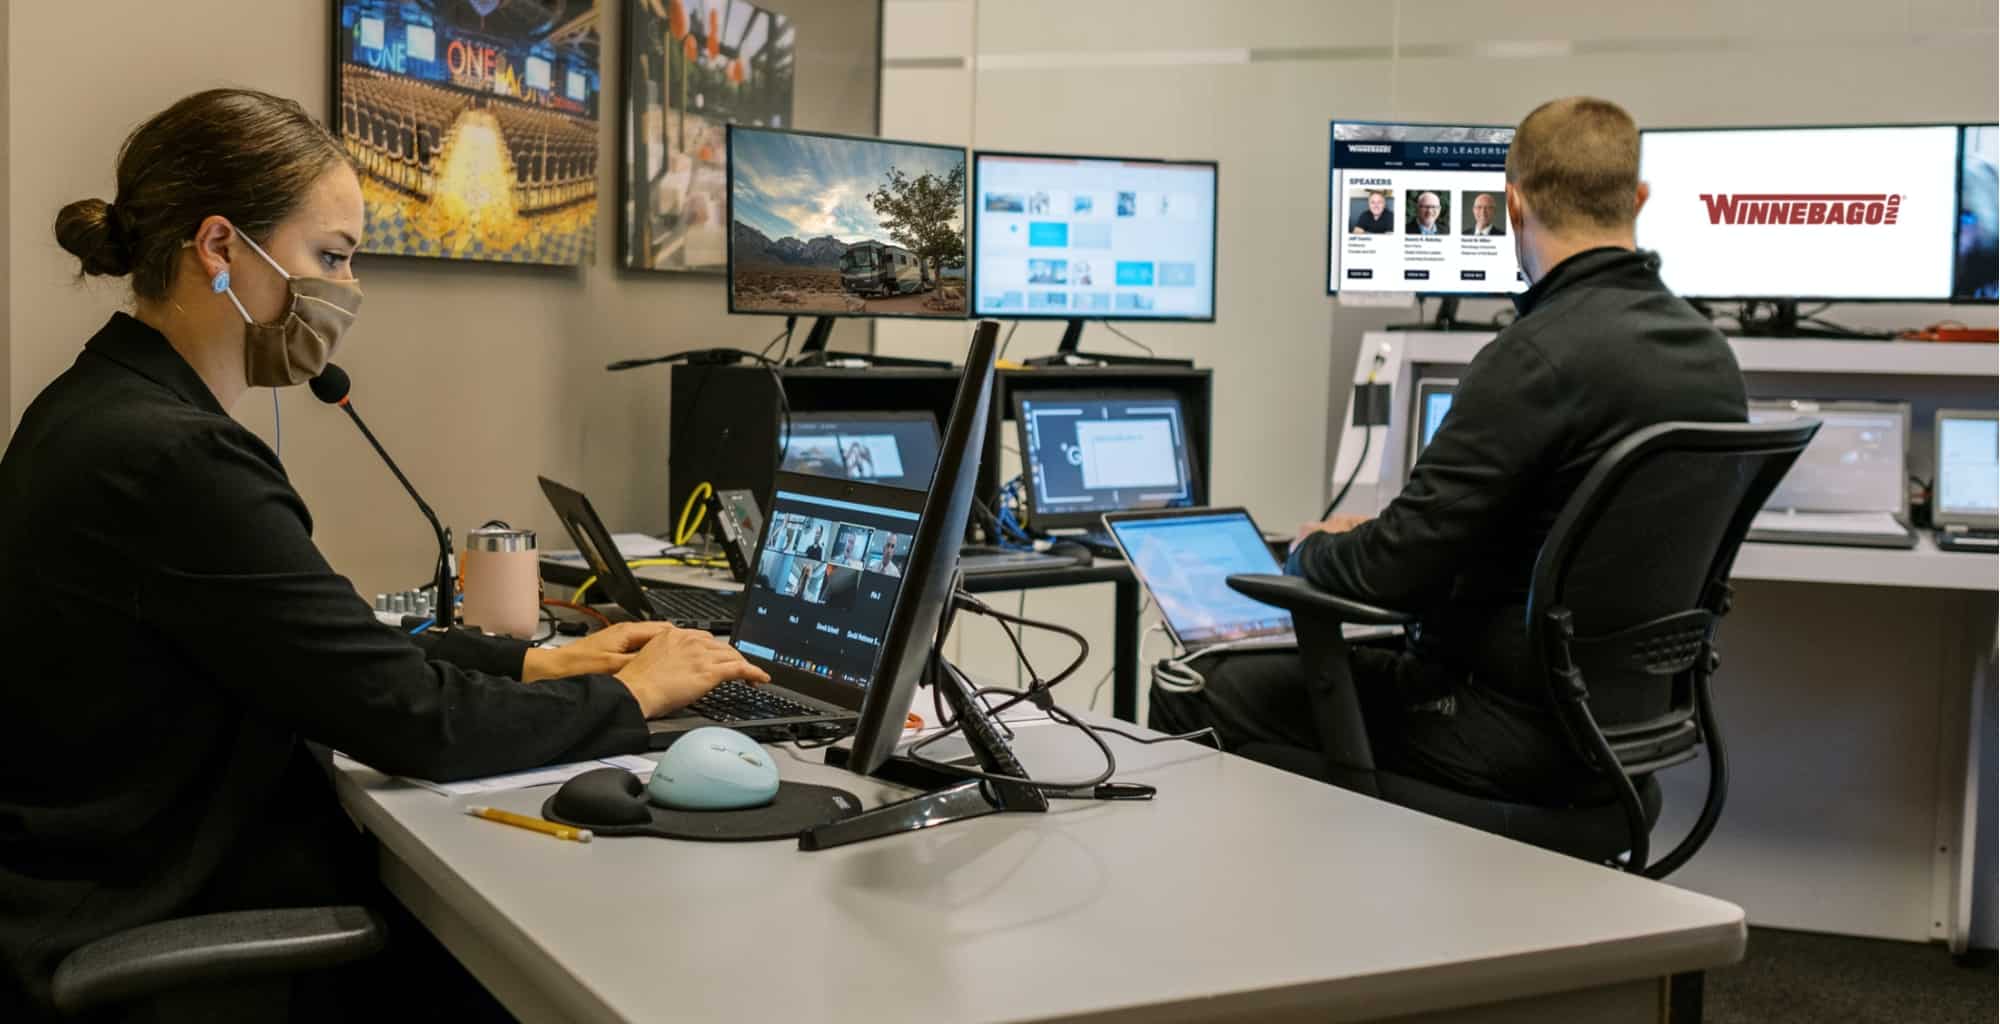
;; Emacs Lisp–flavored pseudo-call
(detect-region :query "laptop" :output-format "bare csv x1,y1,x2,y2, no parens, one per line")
1103,507,1298,654
783,409,1073,575
1933,409,1998,553
1746,401,1918,549
1016,389,1202,557
539,477,742,631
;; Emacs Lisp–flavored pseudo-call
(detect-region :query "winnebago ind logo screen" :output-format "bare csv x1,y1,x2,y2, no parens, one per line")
1636,126,1958,300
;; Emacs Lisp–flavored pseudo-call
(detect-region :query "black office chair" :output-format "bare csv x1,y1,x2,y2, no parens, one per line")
51,906,385,1019
1227,420,1818,878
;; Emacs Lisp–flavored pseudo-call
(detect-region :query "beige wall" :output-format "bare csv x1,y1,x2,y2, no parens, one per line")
5,1,876,597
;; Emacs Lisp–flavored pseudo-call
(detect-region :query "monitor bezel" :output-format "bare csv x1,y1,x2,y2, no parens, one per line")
969,148,1221,323
1636,121,1968,304
1011,387,1205,531
725,124,971,321
1933,408,2000,529
1325,119,1521,299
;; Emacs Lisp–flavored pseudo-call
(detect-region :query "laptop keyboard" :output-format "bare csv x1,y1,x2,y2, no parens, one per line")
644,588,740,625
689,681,830,723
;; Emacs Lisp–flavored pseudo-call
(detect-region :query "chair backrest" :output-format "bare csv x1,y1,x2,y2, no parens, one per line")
1527,420,1818,771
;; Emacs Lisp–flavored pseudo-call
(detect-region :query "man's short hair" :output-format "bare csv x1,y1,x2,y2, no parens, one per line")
1505,96,1640,234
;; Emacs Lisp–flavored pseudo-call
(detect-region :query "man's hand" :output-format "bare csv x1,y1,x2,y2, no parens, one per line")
1291,514,1371,552
614,628,770,720
521,622,673,682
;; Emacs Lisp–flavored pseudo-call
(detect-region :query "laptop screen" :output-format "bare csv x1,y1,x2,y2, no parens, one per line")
1748,403,1907,514
1017,391,1197,528
733,488,920,692
781,413,941,490
1107,510,1293,647
1937,413,1999,521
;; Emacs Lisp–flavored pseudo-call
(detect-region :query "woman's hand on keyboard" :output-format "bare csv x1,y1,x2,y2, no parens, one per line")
523,622,675,682
614,627,771,719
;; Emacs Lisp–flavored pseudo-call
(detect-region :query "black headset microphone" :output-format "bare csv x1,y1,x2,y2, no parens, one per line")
309,364,456,630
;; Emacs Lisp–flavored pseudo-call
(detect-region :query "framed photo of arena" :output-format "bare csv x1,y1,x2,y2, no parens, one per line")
332,0,602,266
620,0,883,274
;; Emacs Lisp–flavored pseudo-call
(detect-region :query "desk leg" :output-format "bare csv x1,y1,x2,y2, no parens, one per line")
1667,971,1704,1023
1114,576,1140,724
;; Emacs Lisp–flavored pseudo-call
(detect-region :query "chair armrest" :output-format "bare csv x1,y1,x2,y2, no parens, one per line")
52,906,385,1014
1226,574,1418,626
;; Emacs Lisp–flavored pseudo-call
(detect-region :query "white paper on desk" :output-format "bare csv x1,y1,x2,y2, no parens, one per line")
542,533,682,565
402,755,654,798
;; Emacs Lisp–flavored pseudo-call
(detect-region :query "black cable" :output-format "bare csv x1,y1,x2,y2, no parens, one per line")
1097,320,1156,356
996,320,1020,361
1088,723,1218,747
1321,368,1379,520
529,605,559,645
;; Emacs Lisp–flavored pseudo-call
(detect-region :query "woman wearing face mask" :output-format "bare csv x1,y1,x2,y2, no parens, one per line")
0,89,766,1018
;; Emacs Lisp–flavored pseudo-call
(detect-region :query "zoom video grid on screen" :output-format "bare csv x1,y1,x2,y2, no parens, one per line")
1636,125,1960,300
1110,512,1292,647
1327,122,1523,294
780,415,941,490
734,491,919,690
1018,393,1196,526
973,153,1217,319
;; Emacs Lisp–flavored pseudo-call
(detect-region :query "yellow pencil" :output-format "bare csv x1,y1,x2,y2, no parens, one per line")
464,805,593,843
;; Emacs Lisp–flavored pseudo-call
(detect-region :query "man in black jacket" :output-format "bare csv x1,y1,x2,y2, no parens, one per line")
1151,97,1747,807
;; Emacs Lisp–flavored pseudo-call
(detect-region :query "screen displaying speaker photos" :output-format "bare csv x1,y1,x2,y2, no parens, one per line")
1018,392,1196,525
779,414,941,490
736,490,918,689
1636,125,1960,300
972,153,1218,319
1937,415,1998,518
334,0,601,265
1327,122,1523,294
728,126,968,318
1956,125,1999,301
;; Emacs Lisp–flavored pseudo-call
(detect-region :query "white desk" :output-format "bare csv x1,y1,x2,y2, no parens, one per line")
335,722,1744,1023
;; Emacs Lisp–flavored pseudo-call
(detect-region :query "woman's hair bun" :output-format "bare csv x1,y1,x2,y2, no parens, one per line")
54,197,136,278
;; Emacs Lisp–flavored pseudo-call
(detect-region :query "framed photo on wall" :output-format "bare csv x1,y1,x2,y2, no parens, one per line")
620,0,883,274
332,0,603,266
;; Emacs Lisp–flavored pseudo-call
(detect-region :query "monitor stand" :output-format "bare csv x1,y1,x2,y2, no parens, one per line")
1730,300,1893,340
1385,296,1486,332
1023,319,1196,368
798,651,1047,851
784,315,955,369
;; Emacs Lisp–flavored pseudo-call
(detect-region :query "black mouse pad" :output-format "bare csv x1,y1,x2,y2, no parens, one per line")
542,767,862,842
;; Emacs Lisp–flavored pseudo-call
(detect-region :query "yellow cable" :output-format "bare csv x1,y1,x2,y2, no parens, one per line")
675,483,714,547
570,557,731,604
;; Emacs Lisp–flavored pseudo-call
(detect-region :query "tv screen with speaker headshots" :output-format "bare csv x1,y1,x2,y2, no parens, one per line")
1327,121,1523,295
727,126,968,319
1636,124,1961,301
333,0,602,266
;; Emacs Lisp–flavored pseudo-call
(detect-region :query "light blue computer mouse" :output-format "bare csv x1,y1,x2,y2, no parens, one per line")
646,727,780,811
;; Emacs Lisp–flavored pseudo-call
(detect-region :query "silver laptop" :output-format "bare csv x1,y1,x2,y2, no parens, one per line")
1747,400,1917,549
1103,507,1298,655
1933,409,1998,552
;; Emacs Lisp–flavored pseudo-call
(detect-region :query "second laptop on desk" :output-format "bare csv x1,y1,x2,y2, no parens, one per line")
1745,400,1918,549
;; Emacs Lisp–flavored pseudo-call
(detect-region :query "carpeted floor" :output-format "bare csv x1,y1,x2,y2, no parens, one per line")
1705,926,1996,1023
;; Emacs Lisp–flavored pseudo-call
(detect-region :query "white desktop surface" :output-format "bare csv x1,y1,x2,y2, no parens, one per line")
335,720,1743,1023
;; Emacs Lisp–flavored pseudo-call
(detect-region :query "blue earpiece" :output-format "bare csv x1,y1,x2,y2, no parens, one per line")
210,269,230,294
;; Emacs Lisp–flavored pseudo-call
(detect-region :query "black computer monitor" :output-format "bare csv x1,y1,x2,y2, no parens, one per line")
842,321,1002,775
779,411,942,490
1326,121,1521,296
726,125,968,320
1635,124,1961,302
1012,389,1200,530
1956,124,1999,302
970,150,1218,321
